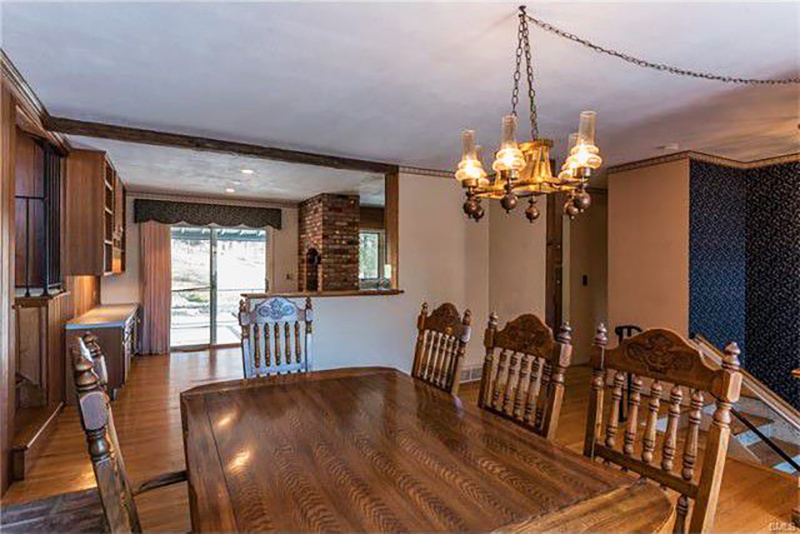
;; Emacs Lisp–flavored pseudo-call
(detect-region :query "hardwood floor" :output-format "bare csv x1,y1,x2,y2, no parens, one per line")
1,349,795,532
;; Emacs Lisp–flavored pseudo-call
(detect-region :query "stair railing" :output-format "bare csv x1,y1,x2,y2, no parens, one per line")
694,334,799,472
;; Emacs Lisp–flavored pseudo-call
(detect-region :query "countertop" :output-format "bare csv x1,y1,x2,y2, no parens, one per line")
240,289,404,299
66,303,139,329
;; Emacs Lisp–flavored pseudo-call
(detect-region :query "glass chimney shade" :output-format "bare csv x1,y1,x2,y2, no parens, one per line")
492,115,526,173
569,111,602,171
577,111,597,146
455,129,488,186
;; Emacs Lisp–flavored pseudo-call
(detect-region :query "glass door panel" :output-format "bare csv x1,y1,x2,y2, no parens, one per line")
170,227,212,347
215,229,267,344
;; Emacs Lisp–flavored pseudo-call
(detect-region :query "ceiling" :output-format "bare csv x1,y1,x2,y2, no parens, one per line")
69,136,386,205
3,2,799,191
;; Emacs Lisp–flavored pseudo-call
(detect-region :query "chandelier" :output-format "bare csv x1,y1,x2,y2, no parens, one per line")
455,6,603,223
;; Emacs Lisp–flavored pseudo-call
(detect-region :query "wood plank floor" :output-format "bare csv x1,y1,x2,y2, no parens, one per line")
2,349,795,532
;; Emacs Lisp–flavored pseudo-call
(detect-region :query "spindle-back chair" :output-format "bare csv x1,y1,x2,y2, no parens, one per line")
71,341,187,533
238,296,313,379
79,334,109,387
477,313,572,440
411,302,472,395
583,325,742,534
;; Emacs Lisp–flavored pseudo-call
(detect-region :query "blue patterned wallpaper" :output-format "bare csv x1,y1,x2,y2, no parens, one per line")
689,160,800,409
689,161,748,362
745,162,800,409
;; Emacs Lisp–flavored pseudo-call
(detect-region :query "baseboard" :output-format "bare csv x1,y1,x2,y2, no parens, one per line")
460,364,483,383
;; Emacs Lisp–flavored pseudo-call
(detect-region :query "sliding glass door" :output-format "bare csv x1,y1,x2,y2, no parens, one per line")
170,226,267,349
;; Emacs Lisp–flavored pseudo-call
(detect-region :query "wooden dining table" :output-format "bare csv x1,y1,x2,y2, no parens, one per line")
180,367,672,532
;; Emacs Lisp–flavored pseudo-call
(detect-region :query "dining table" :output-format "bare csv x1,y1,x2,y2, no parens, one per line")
180,367,672,532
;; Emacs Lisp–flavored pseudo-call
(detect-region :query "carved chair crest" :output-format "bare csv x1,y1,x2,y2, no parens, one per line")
478,313,572,440
584,324,742,534
238,296,314,379
412,302,472,395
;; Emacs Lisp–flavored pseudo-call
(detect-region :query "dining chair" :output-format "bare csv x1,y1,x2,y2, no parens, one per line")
583,324,742,534
411,302,472,395
72,342,187,533
238,296,313,379
80,334,110,387
477,312,573,441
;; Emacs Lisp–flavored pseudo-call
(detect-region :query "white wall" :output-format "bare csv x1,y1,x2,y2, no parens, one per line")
608,159,690,335
488,200,548,328
101,196,139,304
568,193,608,363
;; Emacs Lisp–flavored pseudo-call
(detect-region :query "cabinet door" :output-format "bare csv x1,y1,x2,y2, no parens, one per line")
64,150,106,275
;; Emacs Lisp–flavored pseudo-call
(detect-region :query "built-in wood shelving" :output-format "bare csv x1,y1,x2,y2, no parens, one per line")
64,150,126,276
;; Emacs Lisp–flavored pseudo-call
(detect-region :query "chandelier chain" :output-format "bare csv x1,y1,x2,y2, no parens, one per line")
521,9,538,139
522,9,800,85
510,15,524,118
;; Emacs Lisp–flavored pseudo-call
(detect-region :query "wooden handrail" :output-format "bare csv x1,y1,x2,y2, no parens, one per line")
692,334,800,432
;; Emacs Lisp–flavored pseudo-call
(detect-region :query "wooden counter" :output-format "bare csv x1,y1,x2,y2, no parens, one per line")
66,303,140,329
65,303,139,403
241,289,404,299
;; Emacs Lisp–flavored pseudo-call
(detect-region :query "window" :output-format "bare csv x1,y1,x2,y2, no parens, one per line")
359,231,384,282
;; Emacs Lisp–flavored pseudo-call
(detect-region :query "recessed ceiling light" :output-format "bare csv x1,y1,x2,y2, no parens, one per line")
657,143,680,151
241,169,254,175
232,180,242,186
225,188,236,194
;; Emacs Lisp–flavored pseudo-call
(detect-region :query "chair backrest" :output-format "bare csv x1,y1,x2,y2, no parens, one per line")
79,334,109,387
72,340,141,534
583,325,742,534
238,296,313,379
477,313,572,440
411,302,472,395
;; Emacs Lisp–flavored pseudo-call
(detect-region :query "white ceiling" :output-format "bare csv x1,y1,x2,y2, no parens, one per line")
69,136,386,205
3,2,799,188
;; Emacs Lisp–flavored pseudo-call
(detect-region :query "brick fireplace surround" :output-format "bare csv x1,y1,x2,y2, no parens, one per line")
298,193,360,292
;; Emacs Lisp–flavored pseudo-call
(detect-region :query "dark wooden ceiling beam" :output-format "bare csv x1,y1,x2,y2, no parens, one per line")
43,115,398,174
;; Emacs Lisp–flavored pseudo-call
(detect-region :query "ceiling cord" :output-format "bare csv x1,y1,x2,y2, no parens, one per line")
522,8,800,85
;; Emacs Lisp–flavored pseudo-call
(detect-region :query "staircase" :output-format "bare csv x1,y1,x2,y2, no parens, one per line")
693,335,800,476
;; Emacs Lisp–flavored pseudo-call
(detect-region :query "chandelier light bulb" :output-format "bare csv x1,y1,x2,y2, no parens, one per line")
559,133,580,181
492,115,526,173
455,129,489,186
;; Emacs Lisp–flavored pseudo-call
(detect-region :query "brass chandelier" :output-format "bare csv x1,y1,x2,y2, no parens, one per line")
455,6,603,223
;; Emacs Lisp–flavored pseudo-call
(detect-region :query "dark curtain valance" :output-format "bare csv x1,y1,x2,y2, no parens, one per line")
134,199,282,230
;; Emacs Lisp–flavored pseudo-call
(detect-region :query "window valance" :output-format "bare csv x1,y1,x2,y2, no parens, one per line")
134,199,282,230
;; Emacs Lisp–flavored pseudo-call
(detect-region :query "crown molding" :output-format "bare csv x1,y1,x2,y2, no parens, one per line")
1,49,70,151
607,150,800,174
399,166,452,178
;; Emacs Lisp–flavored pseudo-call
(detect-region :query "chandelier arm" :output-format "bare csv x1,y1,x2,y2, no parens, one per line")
521,8,800,85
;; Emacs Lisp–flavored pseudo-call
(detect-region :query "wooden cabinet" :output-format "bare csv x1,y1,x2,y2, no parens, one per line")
64,150,126,276
65,304,139,403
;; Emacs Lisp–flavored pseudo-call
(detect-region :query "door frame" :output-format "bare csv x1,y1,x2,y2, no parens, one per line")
169,226,267,351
